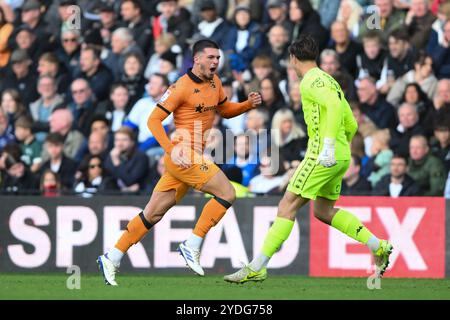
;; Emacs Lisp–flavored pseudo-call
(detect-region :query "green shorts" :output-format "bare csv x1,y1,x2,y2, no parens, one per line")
287,158,350,201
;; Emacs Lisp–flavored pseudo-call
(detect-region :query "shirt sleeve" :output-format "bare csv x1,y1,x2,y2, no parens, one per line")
156,83,184,115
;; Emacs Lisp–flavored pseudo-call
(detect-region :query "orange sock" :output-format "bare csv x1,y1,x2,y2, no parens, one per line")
115,212,153,253
193,197,231,237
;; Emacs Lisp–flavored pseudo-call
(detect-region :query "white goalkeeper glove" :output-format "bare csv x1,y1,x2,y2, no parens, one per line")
317,137,336,168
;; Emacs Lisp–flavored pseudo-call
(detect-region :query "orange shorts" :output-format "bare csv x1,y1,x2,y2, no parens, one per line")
153,153,220,202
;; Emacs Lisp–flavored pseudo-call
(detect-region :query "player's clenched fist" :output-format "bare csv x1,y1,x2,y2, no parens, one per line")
171,144,192,169
248,92,262,107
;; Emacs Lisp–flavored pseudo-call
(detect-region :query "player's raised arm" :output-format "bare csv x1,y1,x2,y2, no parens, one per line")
217,90,262,118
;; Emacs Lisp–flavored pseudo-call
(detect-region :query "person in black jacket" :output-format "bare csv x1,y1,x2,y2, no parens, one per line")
119,0,153,57
389,103,426,157
39,133,78,190
373,154,422,197
288,0,328,50
1,146,38,194
75,45,113,103
104,126,148,192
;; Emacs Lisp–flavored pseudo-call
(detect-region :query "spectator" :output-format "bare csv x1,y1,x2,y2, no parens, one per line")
1,146,38,194
244,108,270,157
56,29,81,77
1,89,28,129
320,49,357,101
98,2,119,48
119,0,153,57
16,0,52,51
389,103,426,156
368,129,393,187
387,51,437,106
76,45,113,102
159,49,179,83
90,115,114,150
271,108,307,165
40,169,61,197
408,134,447,196
261,24,290,78
144,33,176,79
37,52,71,96
99,83,131,133
351,132,371,178
152,0,194,50
430,118,450,172
224,5,264,70
109,27,144,80
222,134,259,187
39,132,78,190
29,75,64,140
0,49,39,106
68,78,99,137
119,52,146,105
0,5,13,68
357,76,397,129
124,73,172,153
428,2,450,51
429,19,450,79
359,0,405,44
379,27,415,95
351,101,378,139
241,55,275,96
74,155,118,197
13,25,41,66
193,0,231,49
263,0,293,34
400,83,434,131
336,0,363,38
405,0,436,51
289,0,328,50
104,126,149,192
373,154,422,196
0,109,15,152
259,75,287,120
341,154,372,195
356,30,387,82
329,21,363,79
14,116,42,172
248,155,287,195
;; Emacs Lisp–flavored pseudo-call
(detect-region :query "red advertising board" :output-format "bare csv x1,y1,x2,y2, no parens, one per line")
309,197,446,278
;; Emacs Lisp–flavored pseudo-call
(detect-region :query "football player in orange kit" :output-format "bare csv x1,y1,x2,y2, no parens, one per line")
97,39,262,285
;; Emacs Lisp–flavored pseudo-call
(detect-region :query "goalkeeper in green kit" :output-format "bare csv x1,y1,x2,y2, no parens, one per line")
224,35,393,283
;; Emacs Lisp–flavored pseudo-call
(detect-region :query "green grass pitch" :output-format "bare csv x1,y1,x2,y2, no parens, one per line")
1,274,450,300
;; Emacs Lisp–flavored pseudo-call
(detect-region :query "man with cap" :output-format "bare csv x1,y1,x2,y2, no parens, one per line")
190,0,228,25
98,2,119,47
191,0,231,49
0,49,39,106
263,0,293,34
16,0,52,49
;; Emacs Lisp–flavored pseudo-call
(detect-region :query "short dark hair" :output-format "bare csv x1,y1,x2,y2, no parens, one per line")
389,27,409,42
123,0,143,12
151,72,170,87
45,133,65,145
90,114,110,129
392,153,408,164
192,39,219,57
288,35,319,62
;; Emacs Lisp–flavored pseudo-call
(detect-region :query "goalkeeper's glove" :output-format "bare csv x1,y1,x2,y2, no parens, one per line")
317,137,336,167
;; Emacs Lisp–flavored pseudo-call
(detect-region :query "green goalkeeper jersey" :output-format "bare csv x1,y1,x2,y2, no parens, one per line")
299,67,358,161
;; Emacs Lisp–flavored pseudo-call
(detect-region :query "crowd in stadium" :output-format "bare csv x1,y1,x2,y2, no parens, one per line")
0,0,449,198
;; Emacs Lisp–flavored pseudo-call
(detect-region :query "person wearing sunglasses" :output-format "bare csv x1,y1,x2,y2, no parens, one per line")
74,154,117,197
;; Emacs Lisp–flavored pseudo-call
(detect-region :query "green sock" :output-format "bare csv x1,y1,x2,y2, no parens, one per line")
331,209,374,244
261,217,295,258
